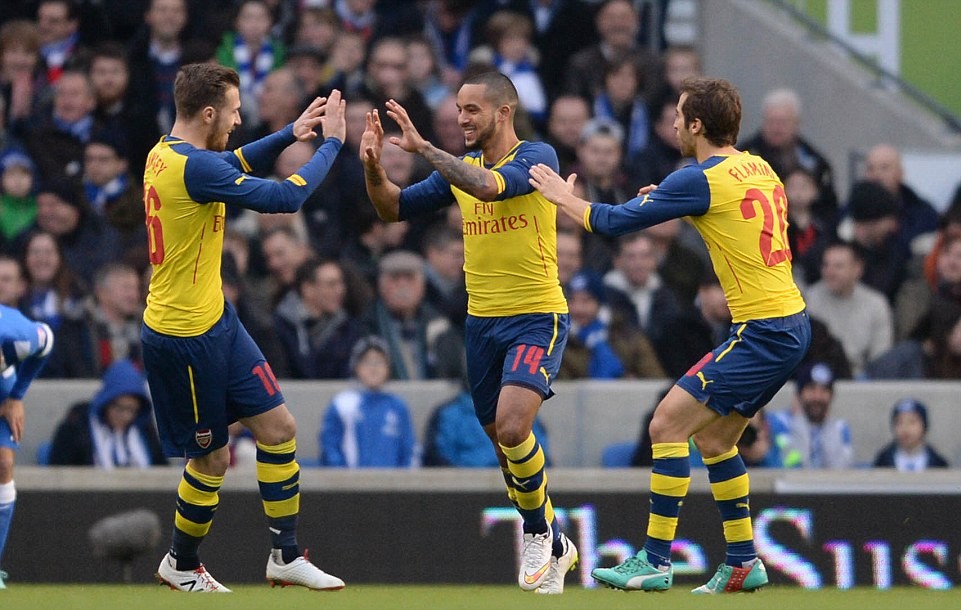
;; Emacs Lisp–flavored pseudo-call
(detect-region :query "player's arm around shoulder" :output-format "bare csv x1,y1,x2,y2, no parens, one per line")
493,140,559,200
528,160,590,227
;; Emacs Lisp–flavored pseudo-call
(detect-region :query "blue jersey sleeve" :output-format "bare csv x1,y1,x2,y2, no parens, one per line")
223,124,297,174
398,171,456,220
185,137,342,213
492,141,559,200
0,306,53,399
587,164,710,236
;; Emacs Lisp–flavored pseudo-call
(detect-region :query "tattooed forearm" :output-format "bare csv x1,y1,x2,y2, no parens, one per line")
365,165,384,187
422,144,492,197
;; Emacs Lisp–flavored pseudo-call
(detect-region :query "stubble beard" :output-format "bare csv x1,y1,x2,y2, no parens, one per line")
464,121,495,152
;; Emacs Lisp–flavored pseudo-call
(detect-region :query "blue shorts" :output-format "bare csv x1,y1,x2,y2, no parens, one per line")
0,369,18,450
465,312,569,426
141,300,285,458
0,419,16,450
675,311,811,418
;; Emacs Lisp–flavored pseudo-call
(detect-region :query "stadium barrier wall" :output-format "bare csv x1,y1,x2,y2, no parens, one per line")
6,467,961,588
18,379,961,468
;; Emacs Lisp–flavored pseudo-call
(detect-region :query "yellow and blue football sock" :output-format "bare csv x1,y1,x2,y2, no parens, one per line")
704,447,757,566
257,439,301,564
170,463,222,570
501,466,564,555
500,432,551,536
643,442,691,567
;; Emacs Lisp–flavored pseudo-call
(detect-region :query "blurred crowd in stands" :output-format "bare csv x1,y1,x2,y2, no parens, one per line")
1,1,958,468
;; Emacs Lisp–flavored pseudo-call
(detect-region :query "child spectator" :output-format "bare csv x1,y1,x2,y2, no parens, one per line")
469,11,547,128
0,149,37,244
319,336,417,468
215,0,285,126
873,399,949,471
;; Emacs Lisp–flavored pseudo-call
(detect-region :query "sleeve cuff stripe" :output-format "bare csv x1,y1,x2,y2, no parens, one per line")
234,148,252,173
287,174,307,186
492,171,506,194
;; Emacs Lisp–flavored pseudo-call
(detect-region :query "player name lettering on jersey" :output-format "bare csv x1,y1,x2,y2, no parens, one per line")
145,151,168,178
727,159,777,183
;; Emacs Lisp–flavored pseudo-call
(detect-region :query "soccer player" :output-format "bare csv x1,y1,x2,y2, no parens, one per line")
0,305,55,590
360,72,577,594
142,63,346,593
529,76,811,594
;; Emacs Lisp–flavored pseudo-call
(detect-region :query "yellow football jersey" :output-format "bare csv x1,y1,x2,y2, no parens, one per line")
400,141,568,317
586,152,805,322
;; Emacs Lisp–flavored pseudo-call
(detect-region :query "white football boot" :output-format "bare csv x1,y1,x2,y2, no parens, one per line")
156,552,231,592
535,533,579,594
266,549,345,591
518,524,554,591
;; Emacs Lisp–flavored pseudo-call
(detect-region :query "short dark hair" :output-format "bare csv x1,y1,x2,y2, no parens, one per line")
679,77,741,147
90,41,128,66
295,257,329,292
462,71,518,108
173,63,240,119
823,239,863,264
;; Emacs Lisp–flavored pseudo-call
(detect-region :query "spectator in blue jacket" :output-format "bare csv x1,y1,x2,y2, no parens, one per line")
319,336,416,468
422,378,551,468
48,358,166,467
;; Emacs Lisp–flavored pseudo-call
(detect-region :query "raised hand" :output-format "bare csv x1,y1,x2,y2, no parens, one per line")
528,163,577,204
360,109,385,167
320,88,346,142
292,95,326,142
384,98,428,154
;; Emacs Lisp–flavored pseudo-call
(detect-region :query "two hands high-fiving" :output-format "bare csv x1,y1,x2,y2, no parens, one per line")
293,88,347,144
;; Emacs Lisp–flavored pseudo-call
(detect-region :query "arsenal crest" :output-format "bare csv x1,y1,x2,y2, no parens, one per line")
195,429,212,449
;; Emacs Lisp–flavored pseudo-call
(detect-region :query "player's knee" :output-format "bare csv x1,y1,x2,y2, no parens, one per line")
648,409,692,445
692,432,726,458
647,410,672,444
191,447,231,477
691,432,723,457
258,412,297,446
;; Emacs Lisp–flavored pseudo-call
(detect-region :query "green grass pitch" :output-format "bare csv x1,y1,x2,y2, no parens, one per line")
0,584,958,610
